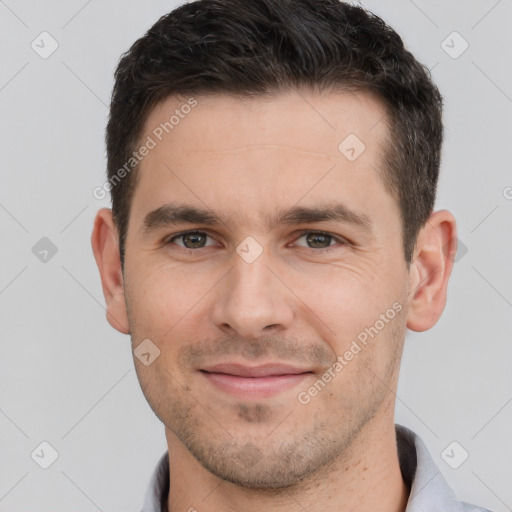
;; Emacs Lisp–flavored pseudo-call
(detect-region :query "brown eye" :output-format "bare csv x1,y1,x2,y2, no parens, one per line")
305,232,333,249
292,230,348,252
168,231,213,249
294,231,344,250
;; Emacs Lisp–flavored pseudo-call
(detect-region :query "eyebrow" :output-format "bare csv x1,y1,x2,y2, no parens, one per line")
142,202,373,234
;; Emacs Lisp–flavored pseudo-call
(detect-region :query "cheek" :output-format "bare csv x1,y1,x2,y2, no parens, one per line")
126,259,219,339
297,263,403,353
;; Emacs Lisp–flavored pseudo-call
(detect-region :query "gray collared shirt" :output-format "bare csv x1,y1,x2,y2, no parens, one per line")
140,424,492,512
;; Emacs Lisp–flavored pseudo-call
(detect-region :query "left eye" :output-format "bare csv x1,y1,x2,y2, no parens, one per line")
294,231,342,249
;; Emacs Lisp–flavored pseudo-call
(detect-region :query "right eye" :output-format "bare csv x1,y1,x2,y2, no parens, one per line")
166,230,218,250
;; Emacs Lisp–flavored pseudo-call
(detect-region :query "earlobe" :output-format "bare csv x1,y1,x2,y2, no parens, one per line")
91,208,130,334
406,210,457,332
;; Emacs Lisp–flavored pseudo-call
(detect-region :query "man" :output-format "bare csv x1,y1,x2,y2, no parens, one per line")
91,1,493,511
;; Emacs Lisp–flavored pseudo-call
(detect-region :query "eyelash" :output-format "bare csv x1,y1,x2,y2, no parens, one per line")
165,229,347,253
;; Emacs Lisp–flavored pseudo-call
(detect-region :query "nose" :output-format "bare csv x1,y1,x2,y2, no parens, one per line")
211,248,295,339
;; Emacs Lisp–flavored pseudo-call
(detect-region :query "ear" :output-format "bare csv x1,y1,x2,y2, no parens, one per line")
91,208,130,334
406,209,458,332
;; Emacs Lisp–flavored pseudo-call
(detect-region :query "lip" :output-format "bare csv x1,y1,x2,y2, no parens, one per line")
201,363,311,377
199,363,313,399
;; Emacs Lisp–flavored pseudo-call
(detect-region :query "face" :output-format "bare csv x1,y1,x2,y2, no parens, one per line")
121,90,412,488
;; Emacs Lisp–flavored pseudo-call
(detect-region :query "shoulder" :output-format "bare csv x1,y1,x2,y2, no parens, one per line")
458,504,494,512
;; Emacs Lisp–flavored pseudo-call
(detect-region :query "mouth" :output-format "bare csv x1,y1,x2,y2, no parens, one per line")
199,363,313,399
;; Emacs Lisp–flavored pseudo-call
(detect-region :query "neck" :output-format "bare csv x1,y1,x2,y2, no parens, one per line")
164,417,409,512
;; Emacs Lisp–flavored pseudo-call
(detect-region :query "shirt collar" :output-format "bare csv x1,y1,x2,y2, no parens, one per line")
140,424,475,512
141,449,169,512
396,424,463,511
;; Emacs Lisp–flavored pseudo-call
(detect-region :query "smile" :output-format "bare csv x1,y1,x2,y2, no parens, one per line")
200,363,313,399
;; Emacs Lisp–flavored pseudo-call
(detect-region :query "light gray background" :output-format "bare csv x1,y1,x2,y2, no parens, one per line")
1,0,511,511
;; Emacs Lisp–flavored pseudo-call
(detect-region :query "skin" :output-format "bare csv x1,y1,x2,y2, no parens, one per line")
92,89,457,512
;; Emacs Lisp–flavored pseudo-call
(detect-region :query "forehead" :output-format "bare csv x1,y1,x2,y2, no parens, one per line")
130,89,398,234
143,89,388,158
